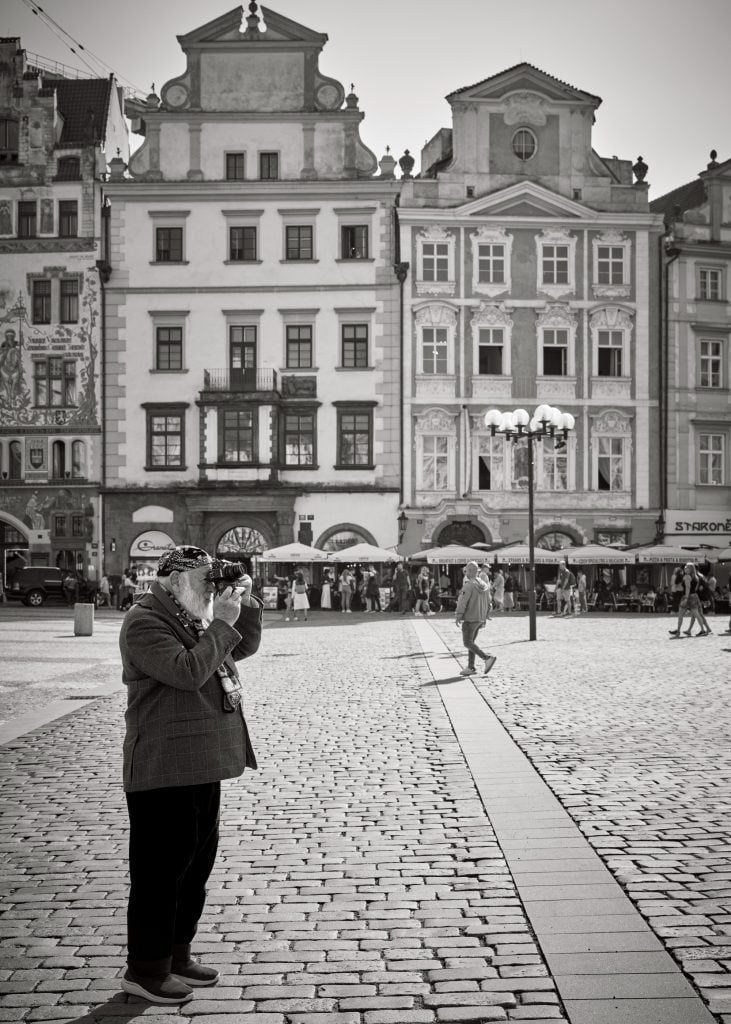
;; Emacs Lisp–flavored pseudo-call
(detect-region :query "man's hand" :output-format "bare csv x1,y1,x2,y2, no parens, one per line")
212,586,242,625
455,618,462,627
237,574,254,606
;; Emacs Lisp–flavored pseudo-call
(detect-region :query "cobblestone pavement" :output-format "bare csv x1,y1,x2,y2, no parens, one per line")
431,610,731,1021
1,611,565,1024
0,609,729,1024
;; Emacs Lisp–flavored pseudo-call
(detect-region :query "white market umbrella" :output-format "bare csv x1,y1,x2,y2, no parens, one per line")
714,548,731,562
259,542,329,562
409,544,485,565
634,544,705,564
491,543,564,565
327,542,400,564
560,544,635,565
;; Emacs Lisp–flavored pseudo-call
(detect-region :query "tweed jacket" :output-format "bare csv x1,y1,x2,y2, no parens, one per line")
120,582,262,792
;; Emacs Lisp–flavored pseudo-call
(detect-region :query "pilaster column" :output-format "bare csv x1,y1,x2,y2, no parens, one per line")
187,124,203,181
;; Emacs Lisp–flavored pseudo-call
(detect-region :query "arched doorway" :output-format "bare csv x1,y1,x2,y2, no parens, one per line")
216,526,268,571
316,523,377,552
436,520,486,548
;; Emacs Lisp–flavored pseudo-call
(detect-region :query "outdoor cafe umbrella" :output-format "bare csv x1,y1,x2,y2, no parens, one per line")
258,542,329,562
633,544,705,564
560,544,635,565
408,543,484,565
490,543,564,565
712,548,731,562
326,542,400,564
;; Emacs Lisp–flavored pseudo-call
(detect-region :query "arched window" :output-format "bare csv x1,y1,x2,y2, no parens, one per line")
512,128,537,161
321,529,370,553
71,440,86,478
216,526,267,558
536,531,574,551
52,440,66,479
8,441,22,479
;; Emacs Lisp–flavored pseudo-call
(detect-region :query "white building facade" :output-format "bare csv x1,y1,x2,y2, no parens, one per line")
397,64,665,555
103,5,402,574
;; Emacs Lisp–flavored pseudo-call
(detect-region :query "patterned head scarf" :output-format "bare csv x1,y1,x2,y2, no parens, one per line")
157,545,212,577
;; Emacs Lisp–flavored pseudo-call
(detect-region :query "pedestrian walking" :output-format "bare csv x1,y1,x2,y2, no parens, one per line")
455,561,496,677
338,567,353,613
290,570,310,621
365,569,381,612
416,566,432,615
670,566,685,614
577,570,588,613
492,568,505,611
503,571,516,612
320,569,332,610
118,545,262,1005
97,573,111,608
554,561,576,617
119,571,135,612
669,562,712,638
393,564,410,614
62,571,77,607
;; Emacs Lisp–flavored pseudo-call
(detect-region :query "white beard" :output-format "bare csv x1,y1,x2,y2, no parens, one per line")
177,574,214,622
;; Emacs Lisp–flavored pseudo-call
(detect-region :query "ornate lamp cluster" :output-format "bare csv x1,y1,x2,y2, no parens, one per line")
484,404,575,439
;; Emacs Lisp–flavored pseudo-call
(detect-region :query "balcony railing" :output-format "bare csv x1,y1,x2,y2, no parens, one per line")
203,368,278,393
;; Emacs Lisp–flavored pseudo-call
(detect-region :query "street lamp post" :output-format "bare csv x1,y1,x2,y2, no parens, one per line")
484,404,575,641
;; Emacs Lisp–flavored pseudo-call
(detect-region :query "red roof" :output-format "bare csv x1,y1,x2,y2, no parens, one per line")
46,76,113,146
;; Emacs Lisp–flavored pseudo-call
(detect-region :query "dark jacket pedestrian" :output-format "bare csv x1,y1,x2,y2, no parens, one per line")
118,545,262,1006
455,561,495,676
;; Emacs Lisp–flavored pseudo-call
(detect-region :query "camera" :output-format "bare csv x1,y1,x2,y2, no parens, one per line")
206,559,250,594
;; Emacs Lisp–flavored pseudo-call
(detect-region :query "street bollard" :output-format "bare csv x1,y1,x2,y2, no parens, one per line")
74,602,94,636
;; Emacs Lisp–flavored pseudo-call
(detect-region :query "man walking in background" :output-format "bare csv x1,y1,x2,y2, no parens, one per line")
455,561,496,677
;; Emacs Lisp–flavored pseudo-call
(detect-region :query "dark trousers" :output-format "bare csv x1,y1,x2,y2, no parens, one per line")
462,620,488,668
126,782,220,963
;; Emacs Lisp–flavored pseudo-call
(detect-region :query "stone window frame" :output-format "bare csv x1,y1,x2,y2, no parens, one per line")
697,263,726,302
333,401,377,470
416,226,456,296
590,306,633,380
473,430,576,492
278,307,320,372
471,302,513,378
471,226,513,298
590,408,633,493
536,227,576,300
224,151,246,181
415,303,458,377
334,207,376,262
414,407,457,494
696,428,727,487
148,309,190,374
217,407,258,466
148,209,190,265
698,336,726,389
592,230,631,299
221,208,263,265
334,306,377,371
142,401,189,472
537,303,577,379
278,208,319,264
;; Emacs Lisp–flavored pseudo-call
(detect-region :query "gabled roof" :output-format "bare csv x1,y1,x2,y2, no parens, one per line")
650,178,706,220
49,77,113,145
446,62,601,106
177,3,327,47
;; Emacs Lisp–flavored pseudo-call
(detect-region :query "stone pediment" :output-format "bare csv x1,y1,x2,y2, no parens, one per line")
461,182,589,220
177,5,327,48
447,63,601,108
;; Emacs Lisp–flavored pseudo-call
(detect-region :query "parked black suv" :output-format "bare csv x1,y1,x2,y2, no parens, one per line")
7,567,86,607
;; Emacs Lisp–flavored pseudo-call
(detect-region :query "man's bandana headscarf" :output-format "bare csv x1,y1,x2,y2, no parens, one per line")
157,545,212,577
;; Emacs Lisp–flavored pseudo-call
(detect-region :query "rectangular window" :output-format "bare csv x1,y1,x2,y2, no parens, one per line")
421,241,450,282
422,327,448,374
478,328,503,375
58,200,78,237
0,117,19,156
597,245,625,285
148,412,184,468
221,409,255,464
597,437,624,491
33,358,76,407
338,410,372,466
285,225,313,260
54,515,67,537
71,515,84,538
259,152,279,180
422,435,449,490
699,268,722,301
542,244,569,285
286,325,313,369
699,433,724,485
478,435,504,490
32,279,52,324
225,152,245,181
541,437,568,491
56,157,80,181
542,329,568,375
597,330,623,377
155,226,183,262
477,244,505,284
18,200,36,238
341,225,369,259
700,339,722,388
59,279,79,323
341,324,368,368
155,326,183,371
229,225,257,261
284,412,315,466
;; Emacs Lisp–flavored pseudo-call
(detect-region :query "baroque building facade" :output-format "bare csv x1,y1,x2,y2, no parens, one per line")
396,64,665,554
651,152,731,551
0,38,128,580
103,4,401,577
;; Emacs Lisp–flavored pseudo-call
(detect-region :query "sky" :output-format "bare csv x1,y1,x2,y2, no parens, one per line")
6,0,731,199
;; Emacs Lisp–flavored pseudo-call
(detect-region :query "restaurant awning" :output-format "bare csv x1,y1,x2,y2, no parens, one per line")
408,544,485,565
258,542,329,562
560,544,635,565
633,544,705,564
491,544,564,565
327,543,400,564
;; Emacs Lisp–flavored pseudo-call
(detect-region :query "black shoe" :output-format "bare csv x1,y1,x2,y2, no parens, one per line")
121,969,193,1005
668,629,680,636
171,944,219,987
483,655,497,675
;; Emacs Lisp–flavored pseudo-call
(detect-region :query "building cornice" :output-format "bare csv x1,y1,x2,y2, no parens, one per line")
398,209,664,229
103,181,402,201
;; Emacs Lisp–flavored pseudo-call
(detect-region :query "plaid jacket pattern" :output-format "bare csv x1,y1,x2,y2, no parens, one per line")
120,582,262,792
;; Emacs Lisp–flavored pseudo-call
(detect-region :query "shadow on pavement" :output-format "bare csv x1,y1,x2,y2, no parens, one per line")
62,993,146,1023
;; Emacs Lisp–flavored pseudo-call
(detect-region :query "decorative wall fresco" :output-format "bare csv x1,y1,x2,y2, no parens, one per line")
0,271,99,429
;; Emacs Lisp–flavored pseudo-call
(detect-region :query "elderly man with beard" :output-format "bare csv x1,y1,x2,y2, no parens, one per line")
119,546,262,1005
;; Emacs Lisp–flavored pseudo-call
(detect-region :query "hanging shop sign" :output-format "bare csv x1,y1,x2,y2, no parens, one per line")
665,510,731,538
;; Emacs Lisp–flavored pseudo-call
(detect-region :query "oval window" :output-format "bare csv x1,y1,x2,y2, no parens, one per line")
512,128,537,161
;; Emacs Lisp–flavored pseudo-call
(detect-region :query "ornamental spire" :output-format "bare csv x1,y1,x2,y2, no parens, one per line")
242,1,261,39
